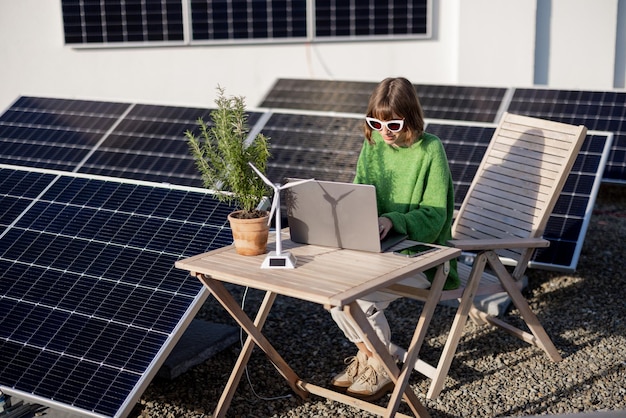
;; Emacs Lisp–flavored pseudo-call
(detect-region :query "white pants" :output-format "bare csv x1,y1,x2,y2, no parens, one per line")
330,273,429,353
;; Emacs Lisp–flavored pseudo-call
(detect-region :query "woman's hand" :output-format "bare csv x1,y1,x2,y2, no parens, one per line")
378,216,393,239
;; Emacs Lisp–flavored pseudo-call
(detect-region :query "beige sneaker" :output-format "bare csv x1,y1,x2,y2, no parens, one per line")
346,356,394,401
330,350,368,389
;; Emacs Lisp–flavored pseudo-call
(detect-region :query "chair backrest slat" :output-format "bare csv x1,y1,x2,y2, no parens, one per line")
452,112,587,265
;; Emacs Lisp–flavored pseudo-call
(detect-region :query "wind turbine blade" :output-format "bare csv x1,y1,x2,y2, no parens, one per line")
248,162,275,188
282,178,315,189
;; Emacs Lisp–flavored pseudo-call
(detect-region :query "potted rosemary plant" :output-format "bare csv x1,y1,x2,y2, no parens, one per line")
186,86,271,255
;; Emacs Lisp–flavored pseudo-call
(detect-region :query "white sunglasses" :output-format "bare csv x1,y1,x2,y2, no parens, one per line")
365,117,405,133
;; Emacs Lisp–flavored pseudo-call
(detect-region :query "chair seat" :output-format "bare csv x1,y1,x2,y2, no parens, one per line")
387,262,516,302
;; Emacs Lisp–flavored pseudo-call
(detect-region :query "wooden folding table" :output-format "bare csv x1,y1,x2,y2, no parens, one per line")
175,232,460,418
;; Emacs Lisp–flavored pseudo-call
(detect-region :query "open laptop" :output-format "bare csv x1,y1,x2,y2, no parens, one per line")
285,180,409,252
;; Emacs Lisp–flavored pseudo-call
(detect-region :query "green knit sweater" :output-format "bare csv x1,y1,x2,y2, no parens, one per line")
354,131,460,290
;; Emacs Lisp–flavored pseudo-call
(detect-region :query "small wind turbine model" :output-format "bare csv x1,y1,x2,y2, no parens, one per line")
249,162,314,268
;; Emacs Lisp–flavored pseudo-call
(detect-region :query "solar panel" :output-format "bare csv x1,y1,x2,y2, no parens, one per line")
77,103,209,186
0,97,267,187
0,166,233,417
508,88,626,184
259,79,377,114
314,0,429,38
191,0,307,41
263,111,611,271
534,131,613,270
259,78,507,122
264,112,363,183
61,0,185,44
426,121,613,271
416,84,508,123
79,104,263,185
0,96,129,171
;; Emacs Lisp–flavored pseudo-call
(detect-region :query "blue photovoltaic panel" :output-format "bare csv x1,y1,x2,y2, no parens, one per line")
79,104,264,186
0,170,57,229
0,96,130,171
259,78,506,122
62,0,185,44
416,84,507,123
315,0,429,38
426,121,612,271
191,0,307,41
78,103,209,187
531,132,613,269
0,167,234,417
508,88,626,184
0,97,265,188
264,112,363,183
259,78,377,113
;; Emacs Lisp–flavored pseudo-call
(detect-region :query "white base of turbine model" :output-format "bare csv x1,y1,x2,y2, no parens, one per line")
249,163,313,269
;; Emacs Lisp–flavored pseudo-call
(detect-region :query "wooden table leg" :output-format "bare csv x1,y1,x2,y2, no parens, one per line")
213,285,276,417
198,274,308,418
344,262,450,417
345,303,430,418
387,262,448,417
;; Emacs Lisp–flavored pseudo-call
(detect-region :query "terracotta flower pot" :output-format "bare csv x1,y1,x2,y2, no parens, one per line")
227,210,270,256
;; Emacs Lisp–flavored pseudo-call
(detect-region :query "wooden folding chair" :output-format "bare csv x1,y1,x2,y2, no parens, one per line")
387,112,588,400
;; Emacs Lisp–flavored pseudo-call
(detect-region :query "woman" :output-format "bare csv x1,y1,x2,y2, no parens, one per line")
329,77,459,401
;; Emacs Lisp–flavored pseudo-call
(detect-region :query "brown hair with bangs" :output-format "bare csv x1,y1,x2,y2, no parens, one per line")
364,77,425,146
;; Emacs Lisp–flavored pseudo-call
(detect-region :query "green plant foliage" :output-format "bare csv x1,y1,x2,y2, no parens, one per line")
186,86,270,218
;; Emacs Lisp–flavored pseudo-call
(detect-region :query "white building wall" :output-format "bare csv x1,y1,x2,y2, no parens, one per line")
0,0,622,113
549,0,618,90
457,0,537,87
